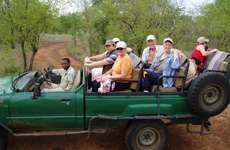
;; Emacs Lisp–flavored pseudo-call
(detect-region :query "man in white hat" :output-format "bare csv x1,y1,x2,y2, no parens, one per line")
142,35,184,67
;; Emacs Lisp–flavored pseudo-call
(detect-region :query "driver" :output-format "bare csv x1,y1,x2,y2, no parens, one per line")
41,58,76,92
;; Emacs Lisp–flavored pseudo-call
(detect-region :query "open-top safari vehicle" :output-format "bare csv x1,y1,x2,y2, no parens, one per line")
0,53,229,150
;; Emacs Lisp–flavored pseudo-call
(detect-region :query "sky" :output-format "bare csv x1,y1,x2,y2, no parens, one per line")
176,0,215,12
62,0,216,14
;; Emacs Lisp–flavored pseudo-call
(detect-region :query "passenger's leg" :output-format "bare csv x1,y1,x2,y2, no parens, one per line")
185,59,197,88
42,87,65,92
92,68,102,80
113,82,130,91
88,73,92,89
144,70,162,91
92,80,101,92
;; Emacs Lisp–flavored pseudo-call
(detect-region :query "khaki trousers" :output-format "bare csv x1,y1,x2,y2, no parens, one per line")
185,59,197,88
41,82,65,92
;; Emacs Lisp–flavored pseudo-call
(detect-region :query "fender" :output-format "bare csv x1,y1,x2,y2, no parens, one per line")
122,104,174,117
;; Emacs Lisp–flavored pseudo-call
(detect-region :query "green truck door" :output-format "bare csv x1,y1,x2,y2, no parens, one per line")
9,91,76,129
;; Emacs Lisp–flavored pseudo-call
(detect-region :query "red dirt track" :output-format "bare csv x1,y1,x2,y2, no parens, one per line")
7,43,230,150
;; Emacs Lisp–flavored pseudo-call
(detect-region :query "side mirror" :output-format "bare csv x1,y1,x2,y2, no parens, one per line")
48,66,54,71
31,83,41,99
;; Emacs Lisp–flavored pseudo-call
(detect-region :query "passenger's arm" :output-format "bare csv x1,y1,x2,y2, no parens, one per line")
172,49,185,59
171,57,180,70
126,47,133,54
85,53,106,63
94,69,113,81
198,45,218,56
85,60,109,67
109,70,128,80
142,48,147,63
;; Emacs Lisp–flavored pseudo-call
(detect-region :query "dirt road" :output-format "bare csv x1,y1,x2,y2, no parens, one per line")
33,42,83,71
7,43,230,150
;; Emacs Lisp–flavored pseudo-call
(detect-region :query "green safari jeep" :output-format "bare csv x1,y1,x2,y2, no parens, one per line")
0,57,229,150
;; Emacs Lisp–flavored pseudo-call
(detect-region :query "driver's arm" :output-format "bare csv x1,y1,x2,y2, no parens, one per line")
51,69,62,76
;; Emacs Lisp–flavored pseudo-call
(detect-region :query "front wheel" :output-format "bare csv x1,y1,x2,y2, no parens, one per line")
125,120,168,150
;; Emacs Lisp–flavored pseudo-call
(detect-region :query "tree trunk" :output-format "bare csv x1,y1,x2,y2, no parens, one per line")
137,41,144,57
21,41,27,72
10,28,15,49
89,37,93,56
29,44,38,71
73,35,77,47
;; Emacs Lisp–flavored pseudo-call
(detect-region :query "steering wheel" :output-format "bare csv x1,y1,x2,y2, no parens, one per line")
42,68,52,86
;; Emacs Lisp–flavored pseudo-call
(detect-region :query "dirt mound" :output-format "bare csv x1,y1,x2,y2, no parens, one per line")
7,43,230,150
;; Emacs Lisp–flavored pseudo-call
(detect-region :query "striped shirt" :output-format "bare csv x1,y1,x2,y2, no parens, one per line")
104,51,118,64
102,49,118,74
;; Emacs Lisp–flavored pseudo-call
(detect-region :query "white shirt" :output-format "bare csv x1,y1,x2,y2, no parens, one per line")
142,45,174,63
142,45,165,63
52,66,76,91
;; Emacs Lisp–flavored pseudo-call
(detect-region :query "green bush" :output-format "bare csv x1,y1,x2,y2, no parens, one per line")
0,46,22,76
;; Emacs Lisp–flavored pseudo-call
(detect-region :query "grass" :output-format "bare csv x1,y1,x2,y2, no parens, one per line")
68,39,105,62
39,33,72,46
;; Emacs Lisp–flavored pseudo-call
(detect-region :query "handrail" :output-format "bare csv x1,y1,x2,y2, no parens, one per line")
156,58,190,115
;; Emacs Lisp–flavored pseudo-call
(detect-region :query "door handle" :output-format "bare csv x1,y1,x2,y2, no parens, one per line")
60,98,71,101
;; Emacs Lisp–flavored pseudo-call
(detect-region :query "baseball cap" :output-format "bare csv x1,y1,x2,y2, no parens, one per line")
113,38,120,43
116,41,127,49
163,38,173,44
105,40,115,45
146,35,156,41
197,37,209,44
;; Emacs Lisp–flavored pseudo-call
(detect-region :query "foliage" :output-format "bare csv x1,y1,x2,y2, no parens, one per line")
196,0,230,52
1,0,230,76
0,0,57,72
0,47,22,75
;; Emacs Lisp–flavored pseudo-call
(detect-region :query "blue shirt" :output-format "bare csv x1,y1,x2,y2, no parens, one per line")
149,52,180,87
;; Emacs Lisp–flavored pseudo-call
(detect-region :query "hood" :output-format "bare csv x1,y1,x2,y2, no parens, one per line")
0,75,16,94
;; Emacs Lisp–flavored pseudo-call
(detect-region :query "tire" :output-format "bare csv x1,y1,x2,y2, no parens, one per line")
0,129,7,150
125,120,168,150
188,72,230,117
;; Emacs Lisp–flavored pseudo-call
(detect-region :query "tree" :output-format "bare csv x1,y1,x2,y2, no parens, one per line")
96,0,185,56
196,0,230,51
0,0,56,71
59,12,83,47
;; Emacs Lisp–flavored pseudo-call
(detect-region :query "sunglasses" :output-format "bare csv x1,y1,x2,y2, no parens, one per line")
116,48,124,51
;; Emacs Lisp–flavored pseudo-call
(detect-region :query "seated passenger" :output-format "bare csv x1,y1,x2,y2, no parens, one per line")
185,37,218,87
143,38,180,91
142,35,184,68
85,40,118,75
92,41,132,92
41,58,76,92
189,37,218,73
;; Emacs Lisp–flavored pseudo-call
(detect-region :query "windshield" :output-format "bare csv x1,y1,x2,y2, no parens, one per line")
12,73,27,90
12,71,38,91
